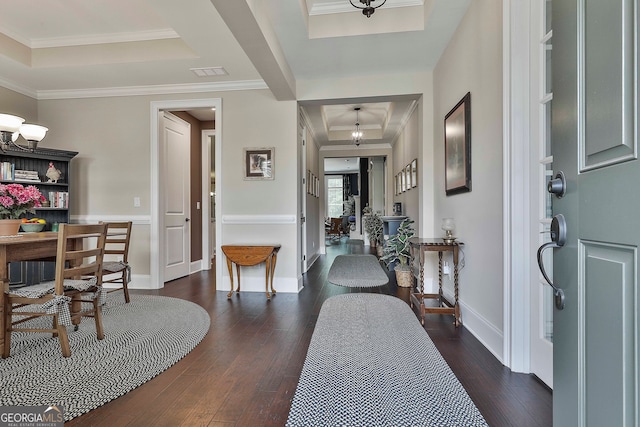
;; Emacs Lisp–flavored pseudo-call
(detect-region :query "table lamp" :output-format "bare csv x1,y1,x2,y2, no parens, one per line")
441,218,456,243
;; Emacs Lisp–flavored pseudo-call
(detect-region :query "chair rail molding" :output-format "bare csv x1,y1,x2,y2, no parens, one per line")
221,214,296,225
71,215,151,225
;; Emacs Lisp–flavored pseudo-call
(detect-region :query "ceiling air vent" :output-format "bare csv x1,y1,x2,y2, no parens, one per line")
190,67,228,77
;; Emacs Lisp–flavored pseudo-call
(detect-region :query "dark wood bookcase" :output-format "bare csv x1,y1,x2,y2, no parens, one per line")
0,146,78,286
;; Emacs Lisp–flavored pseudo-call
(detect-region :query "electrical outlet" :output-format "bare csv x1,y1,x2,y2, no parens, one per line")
443,262,451,276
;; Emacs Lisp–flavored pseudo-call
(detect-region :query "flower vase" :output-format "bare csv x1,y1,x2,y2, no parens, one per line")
0,219,22,236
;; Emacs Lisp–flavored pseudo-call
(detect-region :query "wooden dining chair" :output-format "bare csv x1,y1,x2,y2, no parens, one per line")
2,223,108,358
100,221,133,303
326,217,342,240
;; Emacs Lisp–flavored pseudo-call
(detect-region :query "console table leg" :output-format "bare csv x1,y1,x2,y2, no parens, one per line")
270,252,278,296
454,262,460,326
265,257,272,300
226,258,235,299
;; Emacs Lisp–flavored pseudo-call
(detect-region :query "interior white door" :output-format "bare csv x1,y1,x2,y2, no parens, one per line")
552,0,638,424
161,112,191,282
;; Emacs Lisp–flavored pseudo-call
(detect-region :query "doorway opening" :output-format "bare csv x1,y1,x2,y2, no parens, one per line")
150,98,223,289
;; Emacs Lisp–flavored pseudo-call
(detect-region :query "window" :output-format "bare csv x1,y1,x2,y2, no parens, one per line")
326,176,343,218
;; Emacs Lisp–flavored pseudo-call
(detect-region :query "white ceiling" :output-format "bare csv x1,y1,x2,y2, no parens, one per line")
0,0,470,146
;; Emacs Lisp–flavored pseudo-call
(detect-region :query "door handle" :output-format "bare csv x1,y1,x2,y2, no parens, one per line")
537,214,566,310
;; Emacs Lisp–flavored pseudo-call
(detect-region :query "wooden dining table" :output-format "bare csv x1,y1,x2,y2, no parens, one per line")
0,231,75,350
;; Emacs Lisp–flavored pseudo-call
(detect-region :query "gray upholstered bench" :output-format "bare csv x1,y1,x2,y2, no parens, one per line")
286,293,487,427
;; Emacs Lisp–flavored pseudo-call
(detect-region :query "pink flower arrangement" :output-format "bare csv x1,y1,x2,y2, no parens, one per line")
0,183,46,220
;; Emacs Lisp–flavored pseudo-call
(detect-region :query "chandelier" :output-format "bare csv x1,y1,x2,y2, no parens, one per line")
0,113,48,151
352,107,363,146
349,0,387,18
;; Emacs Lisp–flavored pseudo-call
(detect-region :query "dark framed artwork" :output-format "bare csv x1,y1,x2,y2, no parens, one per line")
444,92,471,195
244,147,274,180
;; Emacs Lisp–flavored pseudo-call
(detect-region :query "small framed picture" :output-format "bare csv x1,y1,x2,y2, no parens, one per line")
243,147,274,180
405,164,411,190
411,159,417,188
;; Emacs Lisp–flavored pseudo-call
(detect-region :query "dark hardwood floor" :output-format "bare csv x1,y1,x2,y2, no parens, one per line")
67,239,552,427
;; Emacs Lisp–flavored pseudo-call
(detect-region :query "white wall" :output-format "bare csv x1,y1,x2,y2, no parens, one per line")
0,87,37,122
433,0,504,360
37,89,299,293
391,103,420,221
302,113,321,269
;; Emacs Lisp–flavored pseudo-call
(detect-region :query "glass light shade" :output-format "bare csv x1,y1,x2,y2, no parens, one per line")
20,124,48,142
0,114,25,133
441,218,455,232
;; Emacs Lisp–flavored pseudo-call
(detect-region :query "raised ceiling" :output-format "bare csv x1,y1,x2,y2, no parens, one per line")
0,0,470,147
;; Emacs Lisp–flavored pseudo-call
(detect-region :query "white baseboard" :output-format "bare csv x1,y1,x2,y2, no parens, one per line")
190,260,203,274
442,288,505,364
306,252,320,270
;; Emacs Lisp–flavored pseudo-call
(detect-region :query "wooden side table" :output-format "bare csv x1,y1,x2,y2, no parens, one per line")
221,244,281,300
408,238,463,327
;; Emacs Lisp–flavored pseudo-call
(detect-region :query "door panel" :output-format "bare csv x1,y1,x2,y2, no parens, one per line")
581,241,636,426
553,0,639,424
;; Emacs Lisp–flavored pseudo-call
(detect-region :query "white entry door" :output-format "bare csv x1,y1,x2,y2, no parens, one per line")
529,0,554,389
551,0,639,424
161,112,191,282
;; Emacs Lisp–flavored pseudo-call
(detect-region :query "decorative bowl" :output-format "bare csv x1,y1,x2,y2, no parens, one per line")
20,223,45,233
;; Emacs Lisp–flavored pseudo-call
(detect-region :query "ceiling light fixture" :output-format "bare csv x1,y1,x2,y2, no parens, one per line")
349,0,387,18
0,113,48,152
352,107,363,147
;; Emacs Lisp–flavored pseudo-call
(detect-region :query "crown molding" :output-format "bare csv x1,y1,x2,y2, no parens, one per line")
0,76,37,99
32,29,180,49
319,142,392,151
36,80,268,100
309,0,423,16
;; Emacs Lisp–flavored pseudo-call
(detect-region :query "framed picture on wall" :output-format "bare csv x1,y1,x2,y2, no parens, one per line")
314,176,319,197
411,159,417,188
401,170,406,192
243,147,274,180
405,164,412,190
444,92,471,195
307,170,312,194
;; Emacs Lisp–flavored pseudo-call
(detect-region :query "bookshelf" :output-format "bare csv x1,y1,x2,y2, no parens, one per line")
0,146,78,286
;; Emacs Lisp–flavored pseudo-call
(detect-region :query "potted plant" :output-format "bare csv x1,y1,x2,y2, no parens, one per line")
0,183,45,235
381,218,415,287
362,207,383,248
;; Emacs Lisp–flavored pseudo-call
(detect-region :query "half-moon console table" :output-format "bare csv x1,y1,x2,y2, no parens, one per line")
408,238,463,327
221,244,281,300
